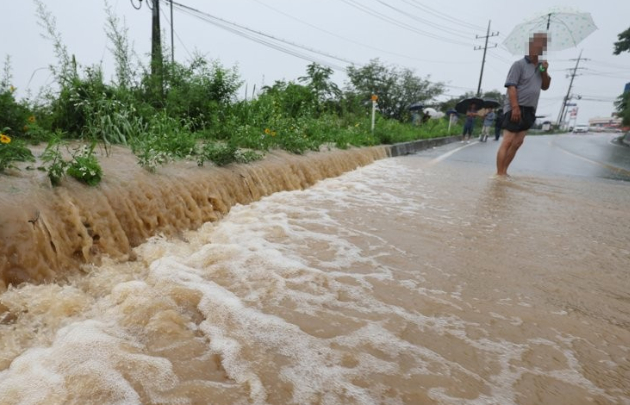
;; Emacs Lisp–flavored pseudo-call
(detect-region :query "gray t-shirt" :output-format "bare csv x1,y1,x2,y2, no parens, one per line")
503,56,543,112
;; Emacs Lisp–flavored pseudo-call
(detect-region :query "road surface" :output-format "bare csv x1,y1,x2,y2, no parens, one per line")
415,132,630,182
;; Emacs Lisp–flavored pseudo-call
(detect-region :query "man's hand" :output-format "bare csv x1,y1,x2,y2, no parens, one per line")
510,107,521,123
541,60,549,71
541,61,551,90
507,86,520,122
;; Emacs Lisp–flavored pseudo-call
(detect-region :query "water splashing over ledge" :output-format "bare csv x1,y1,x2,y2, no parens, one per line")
0,146,389,290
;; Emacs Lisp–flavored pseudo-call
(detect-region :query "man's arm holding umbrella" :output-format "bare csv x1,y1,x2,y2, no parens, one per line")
540,60,551,90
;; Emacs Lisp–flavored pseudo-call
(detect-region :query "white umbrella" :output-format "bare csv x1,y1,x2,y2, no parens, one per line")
502,8,597,55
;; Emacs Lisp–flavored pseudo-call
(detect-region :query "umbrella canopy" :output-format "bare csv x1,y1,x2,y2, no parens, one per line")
455,97,483,114
482,99,501,109
503,9,597,54
408,102,424,111
446,109,458,116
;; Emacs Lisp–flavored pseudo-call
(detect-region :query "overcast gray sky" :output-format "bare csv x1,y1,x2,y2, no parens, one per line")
3,0,630,124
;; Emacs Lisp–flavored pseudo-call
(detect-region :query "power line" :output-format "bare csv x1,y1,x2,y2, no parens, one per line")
168,0,355,71
158,2,193,59
405,0,486,31
374,0,475,40
488,51,512,65
339,0,472,47
247,0,472,65
588,60,630,70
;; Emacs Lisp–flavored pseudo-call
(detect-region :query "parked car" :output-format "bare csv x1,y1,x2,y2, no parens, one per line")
573,124,589,133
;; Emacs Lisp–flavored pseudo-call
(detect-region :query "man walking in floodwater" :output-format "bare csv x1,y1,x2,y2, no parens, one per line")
496,33,551,176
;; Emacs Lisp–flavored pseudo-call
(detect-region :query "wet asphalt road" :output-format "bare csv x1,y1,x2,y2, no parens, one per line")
414,132,630,182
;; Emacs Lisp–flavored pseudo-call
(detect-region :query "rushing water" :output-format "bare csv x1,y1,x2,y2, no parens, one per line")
1,149,629,404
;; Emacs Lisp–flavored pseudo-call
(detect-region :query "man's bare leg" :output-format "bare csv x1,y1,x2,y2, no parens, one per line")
496,130,526,176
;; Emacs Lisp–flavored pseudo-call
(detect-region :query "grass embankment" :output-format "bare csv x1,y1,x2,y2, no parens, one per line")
1,2,462,187
1,58,462,187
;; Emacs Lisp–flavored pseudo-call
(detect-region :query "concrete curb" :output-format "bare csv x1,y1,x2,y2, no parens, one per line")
389,136,462,157
622,132,630,146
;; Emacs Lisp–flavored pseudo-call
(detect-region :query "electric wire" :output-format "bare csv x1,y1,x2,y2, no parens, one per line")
374,0,476,40
396,0,479,36
158,2,193,59
588,60,630,70
488,51,513,65
339,0,472,47
248,0,473,65
405,0,486,31
167,0,354,71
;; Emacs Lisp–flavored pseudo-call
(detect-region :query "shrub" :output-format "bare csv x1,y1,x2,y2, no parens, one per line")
66,142,103,186
196,141,264,167
0,131,35,172
39,134,69,186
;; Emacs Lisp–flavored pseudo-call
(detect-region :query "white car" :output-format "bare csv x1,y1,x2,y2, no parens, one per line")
573,124,589,133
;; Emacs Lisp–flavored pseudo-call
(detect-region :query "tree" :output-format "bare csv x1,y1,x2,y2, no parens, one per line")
613,26,630,55
298,63,341,103
613,27,630,126
614,92,630,127
481,90,505,107
345,59,444,122
260,80,316,119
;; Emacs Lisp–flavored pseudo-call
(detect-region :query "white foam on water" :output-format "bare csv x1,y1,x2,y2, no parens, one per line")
2,156,629,404
0,320,180,405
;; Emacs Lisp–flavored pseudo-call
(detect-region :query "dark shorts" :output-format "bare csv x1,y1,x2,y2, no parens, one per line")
501,106,536,133
462,119,474,135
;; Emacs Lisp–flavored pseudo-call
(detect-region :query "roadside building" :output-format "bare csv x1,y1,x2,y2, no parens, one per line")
588,116,622,132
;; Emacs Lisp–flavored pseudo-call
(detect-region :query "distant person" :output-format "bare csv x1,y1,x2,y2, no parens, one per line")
480,109,496,142
461,103,477,143
449,112,458,130
494,108,503,141
411,111,422,126
496,33,551,176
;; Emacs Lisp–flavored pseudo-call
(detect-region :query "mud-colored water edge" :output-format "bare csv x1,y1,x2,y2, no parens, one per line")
0,145,390,290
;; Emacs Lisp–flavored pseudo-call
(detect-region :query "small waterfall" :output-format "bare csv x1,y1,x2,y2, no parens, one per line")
0,146,390,289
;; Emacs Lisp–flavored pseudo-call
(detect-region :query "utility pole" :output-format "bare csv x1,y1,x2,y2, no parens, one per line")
474,20,499,97
151,0,163,100
170,0,174,65
556,50,587,128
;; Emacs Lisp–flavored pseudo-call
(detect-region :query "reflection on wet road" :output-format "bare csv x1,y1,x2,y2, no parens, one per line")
420,133,630,181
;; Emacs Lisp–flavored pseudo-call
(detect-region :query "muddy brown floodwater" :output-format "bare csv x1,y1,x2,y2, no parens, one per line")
0,147,629,404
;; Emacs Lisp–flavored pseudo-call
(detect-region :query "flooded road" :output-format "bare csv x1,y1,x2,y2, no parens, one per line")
436,133,630,182
1,141,629,404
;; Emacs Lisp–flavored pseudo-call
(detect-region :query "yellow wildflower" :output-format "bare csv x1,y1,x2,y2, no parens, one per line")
9,85,16,93
23,125,29,132
28,115,36,123
0,134,11,144
271,131,276,137
264,128,271,135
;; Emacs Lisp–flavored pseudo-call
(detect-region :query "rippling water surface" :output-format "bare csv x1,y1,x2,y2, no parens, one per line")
1,153,629,404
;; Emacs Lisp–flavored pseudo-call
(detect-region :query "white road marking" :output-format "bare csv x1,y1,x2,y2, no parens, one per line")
425,141,478,167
